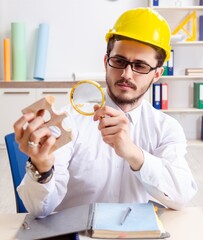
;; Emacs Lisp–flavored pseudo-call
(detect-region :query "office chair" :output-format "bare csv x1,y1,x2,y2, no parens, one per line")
4,132,28,213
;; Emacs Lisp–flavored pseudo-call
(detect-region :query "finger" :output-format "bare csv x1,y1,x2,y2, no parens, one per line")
23,116,45,144
26,128,54,159
94,106,123,121
98,114,129,130
93,104,105,120
28,126,52,145
93,104,100,112
13,112,35,142
100,124,118,136
40,135,56,155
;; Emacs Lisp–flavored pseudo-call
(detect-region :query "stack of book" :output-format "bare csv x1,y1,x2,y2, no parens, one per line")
185,68,203,76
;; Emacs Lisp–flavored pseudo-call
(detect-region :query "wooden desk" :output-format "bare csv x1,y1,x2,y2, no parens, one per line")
0,207,202,240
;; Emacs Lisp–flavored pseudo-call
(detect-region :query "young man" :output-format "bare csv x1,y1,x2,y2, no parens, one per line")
14,8,197,217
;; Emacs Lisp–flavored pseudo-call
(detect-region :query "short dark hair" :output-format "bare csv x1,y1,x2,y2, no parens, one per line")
106,35,166,67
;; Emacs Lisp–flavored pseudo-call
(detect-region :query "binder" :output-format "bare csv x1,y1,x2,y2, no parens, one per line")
162,61,168,76
199,16,203,41
153,83,161,109
167,50,174,75
201,116,203,141
194,82,203,109
161,83,168,110
153,0,159,6
200,0,203,5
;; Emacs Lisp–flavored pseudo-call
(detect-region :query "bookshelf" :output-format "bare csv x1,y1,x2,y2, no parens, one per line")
161,76,203,79
151,6,203,10
172,41,203,45
162,108,203,113
148,1,203,141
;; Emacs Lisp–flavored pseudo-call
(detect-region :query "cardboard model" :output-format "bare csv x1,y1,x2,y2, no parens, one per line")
22,95,73,151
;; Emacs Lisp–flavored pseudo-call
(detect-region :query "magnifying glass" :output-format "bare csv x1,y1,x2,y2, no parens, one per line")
70,80,106,116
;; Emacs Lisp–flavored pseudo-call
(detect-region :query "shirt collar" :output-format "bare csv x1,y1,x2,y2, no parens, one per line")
105,92,142,126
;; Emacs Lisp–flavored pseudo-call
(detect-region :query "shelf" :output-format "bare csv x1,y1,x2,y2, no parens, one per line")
171,41,203,45
162,108,203,113
160,75,203,80
187,139,203,146
151,6,203,10
0,81,106,89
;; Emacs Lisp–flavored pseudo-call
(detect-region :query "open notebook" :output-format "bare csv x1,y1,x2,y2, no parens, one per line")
16,202,170,239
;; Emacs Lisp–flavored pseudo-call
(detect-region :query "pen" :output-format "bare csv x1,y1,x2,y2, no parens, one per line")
120,207,132,225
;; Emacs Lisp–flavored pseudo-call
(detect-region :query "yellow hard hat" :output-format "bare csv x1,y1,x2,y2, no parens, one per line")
105,8,171,61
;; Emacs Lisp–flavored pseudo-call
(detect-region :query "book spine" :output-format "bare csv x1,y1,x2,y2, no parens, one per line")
153,0,159,6
200,0,203,6
201,116,203,141
162,61,168,76
167,50,174,75
185,68,203,73
161,83,168,110
199,16,203,41
194,82,203,109
153,83,161,109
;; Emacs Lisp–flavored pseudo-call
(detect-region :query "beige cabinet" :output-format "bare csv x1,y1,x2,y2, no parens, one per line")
0,84,73,145
36,88,70,110
0,85,172,145
0,89,36,144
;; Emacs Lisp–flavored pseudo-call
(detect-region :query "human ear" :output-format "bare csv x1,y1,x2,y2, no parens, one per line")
152,67,164,83
104,54,108,70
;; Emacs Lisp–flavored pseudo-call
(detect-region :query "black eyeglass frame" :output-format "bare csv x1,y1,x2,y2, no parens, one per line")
107,56,158,74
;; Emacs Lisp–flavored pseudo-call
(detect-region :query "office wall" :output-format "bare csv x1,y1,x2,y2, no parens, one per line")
0,0,147,80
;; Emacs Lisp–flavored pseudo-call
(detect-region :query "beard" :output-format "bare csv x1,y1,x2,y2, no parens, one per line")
106,76,154,106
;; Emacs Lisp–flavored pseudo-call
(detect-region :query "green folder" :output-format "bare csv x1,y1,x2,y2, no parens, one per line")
194,82,203,109
162,61,168,76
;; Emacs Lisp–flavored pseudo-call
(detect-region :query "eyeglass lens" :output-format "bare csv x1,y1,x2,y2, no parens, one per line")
108,57,154,74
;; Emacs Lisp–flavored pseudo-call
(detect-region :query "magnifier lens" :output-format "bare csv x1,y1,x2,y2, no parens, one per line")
70,80,105,116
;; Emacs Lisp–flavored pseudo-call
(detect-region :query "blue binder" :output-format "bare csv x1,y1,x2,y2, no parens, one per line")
199,16,203,41
153,83,161,109
153,0,159,6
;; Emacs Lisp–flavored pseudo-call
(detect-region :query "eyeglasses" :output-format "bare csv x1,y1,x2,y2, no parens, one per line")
107,56,157,74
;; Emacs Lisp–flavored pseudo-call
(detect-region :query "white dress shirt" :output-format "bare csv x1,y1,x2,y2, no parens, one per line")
17,94,197,217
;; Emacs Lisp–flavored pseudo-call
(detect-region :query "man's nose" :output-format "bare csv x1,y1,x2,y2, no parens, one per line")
121,64,134,78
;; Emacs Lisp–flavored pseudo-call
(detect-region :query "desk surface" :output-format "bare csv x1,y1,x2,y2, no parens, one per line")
0,207,202,240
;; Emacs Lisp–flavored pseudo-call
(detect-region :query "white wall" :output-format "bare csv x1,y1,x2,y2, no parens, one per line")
0,0,148,80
